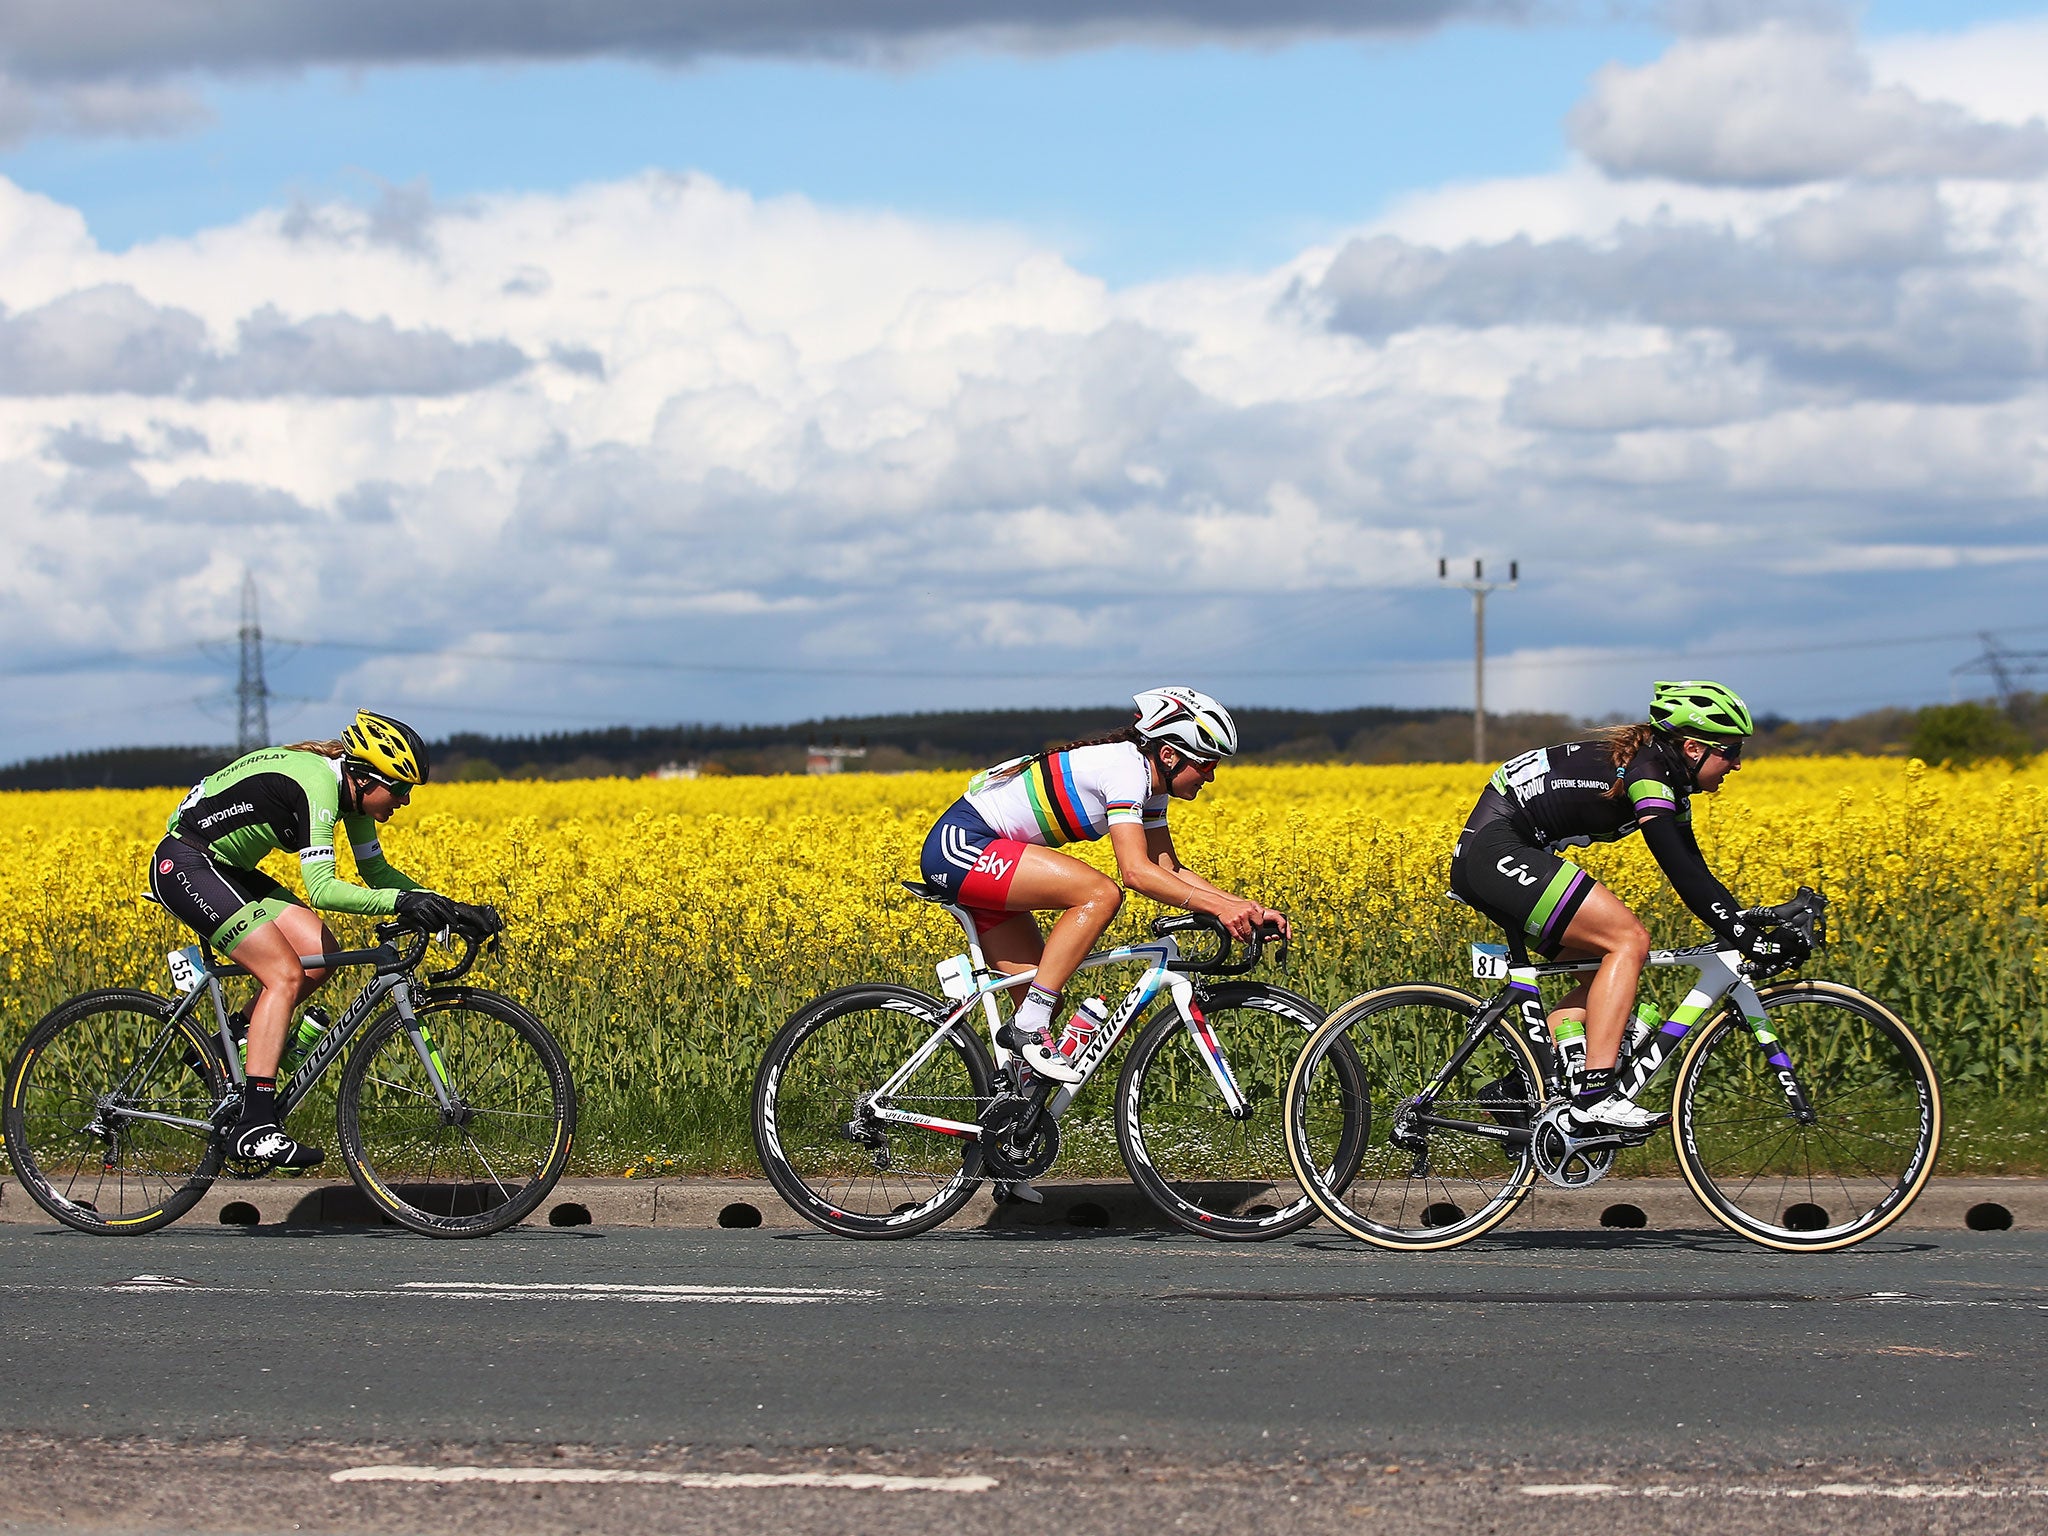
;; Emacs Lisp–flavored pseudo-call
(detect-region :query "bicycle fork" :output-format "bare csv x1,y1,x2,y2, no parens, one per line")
1609,954,1816,1125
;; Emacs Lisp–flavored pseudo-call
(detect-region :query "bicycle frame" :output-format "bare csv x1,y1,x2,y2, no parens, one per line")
865,896,1251,1141
1414,942,1814,1144
120,936,459,1137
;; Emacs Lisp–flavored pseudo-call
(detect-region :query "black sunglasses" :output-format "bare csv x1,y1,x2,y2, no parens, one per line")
359,770,413,801
1699,739,1744,763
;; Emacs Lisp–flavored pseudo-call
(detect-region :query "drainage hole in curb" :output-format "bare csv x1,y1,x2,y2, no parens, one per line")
1599,1203,1647,1229
1965,1202,2013,1232
1066,1201,1110,1228
1782,1203,1831,1232
718,1202,763,1229
1421,1202,1466,1229
548,1202,592,1227
218,1201,260,1227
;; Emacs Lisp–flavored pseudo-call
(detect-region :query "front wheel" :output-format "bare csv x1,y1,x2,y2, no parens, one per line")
1674,980,1940,1252
1116,981,1365,1240
335,988,577,1238
1284,984,1542,1251
3,989,226,1235
753,985,995,1238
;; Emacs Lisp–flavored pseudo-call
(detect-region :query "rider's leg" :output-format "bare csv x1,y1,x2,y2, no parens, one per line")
1552,884,1650,1073
224,907,336,1166
984,847,1123,1080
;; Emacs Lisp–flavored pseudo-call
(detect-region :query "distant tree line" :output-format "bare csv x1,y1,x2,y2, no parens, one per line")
3,696,2040,791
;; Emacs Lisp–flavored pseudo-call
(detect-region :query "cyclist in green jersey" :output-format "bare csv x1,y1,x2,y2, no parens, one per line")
149,710,499,1168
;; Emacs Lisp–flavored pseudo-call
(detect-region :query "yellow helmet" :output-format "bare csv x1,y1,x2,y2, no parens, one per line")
341,710,430,785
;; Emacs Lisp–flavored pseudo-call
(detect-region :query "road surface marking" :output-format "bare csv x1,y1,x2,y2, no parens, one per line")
333,1466,995,1492
1521,1483,2048,1500
72,1278,874,1304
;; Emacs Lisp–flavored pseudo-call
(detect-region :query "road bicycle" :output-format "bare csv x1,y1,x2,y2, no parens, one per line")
752,882,1368,1239
1281,890,1941,1253
3,913,577,1238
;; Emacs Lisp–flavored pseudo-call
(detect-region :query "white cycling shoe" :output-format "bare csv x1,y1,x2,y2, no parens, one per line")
1567,1095,1672,1135
997,1025,1083,1085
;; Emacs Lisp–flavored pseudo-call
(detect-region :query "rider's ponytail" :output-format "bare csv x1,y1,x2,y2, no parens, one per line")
285,739,348,758
1595,722,1660,798
984,725,1146,783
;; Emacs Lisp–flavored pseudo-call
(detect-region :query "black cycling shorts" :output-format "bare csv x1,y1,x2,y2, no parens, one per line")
148,834,299,952
1448,804,1596,957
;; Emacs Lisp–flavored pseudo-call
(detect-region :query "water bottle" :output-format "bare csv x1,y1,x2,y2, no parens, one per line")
280,1006,331,1079
1058,997,1112,1061
1551,1016,1588,1097
1618,1001,1660,1071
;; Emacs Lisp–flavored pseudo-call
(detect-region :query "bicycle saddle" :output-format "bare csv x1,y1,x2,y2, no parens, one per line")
900,880,951,903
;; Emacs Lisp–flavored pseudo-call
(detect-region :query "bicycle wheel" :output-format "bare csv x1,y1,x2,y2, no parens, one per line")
1116,981,1364,1240
1285,984,1543,1250
753,984,994,1238
1674,980,1940,1252
3,989,226,1235
335,987,577,1238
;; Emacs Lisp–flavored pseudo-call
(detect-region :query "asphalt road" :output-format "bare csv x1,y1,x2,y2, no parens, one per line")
1,1221,2044,1535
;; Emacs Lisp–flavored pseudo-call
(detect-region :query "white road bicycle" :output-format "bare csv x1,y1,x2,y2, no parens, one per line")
751,882,1368,1239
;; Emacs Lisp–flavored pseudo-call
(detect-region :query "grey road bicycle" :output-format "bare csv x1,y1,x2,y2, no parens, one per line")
1282,890,1941,1253
752,883,1369,1239
3,914,576,1238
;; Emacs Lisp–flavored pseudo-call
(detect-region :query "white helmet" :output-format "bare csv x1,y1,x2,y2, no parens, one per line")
1132,686,1239,761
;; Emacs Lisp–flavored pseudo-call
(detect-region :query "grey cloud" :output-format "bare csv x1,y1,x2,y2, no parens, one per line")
45,425,143,468
1570,27,2048,185
1505,351,1778,432
1312,206,2048,403
0,285,529,397
54,461,313,524
0,1,1526,87
549,344,606,379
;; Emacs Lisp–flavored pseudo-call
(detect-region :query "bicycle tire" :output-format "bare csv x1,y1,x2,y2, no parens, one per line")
1116,981,1365,1240
1674,979,1940,1252
753,984,994,1238
335,986,577,1238
1285,983,1543,1251
3,989,227,1235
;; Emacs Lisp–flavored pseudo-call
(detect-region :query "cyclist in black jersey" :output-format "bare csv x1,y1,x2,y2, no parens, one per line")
151,710,499,1168
1448,681,1807,1133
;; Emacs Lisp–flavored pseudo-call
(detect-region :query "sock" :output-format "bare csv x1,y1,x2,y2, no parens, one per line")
238,1074,278,1129
1574,1066,1616,1108
1012,985,1059,1042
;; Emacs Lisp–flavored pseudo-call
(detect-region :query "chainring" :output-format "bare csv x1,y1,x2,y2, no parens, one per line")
978,1093,1061,1180
1529,1104,1619,1190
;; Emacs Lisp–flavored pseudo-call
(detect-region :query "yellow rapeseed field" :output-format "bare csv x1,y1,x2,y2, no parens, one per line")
4,755,2044,1168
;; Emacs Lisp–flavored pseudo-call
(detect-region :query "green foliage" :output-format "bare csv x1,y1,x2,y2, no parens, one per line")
1910,702,2031,769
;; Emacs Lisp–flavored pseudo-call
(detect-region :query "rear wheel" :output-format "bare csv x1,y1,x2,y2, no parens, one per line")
753,985,993,1238
1116,982,1365,1240
1675,980,1939,1251
1285,984,1542,1250
335,988,577,1238
3,989,226,1235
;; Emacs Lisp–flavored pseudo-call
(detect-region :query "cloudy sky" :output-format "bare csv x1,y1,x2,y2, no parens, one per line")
4,0,2048,758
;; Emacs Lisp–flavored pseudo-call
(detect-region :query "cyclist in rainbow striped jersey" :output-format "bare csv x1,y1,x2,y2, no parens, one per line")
919,687,1288,1086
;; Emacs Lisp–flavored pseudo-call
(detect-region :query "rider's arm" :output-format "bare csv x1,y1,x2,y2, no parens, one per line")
1104,824,1280,939
1637,812,1742,944
341,813,425,894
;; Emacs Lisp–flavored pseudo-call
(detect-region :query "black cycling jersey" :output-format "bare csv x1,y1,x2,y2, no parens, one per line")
1465,735,1742,945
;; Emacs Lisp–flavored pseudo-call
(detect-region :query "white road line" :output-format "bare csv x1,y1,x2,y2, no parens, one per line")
332,1466,996,1492
55,1279,875,1305
1521,1483,2048,1500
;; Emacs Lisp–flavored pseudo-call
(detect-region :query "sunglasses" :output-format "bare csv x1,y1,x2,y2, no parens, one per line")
1698,739,1744,763
360,771,413,802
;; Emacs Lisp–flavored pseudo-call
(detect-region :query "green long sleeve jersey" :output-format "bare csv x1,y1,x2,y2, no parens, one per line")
167,748,423,914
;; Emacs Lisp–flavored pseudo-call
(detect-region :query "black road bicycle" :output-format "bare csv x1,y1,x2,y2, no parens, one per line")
1282,891,1941,1253
3,915,577,1238
752,884,1369,1239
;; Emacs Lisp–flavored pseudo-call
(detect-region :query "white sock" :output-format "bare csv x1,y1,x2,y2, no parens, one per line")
1013,984,1058,1040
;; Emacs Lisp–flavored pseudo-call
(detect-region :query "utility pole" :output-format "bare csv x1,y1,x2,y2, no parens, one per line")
235,570,271,754
1439,557,1518,762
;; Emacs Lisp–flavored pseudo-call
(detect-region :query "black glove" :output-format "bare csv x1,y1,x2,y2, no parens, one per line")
1729,920,1810,969
396,890,464,931
451,901,504,938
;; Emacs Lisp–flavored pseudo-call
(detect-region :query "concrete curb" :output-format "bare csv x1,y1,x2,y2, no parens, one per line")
2,1173,2041,1235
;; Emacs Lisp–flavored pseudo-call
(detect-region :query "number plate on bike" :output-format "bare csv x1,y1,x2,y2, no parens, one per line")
1470,942,1510,980
165,945,204,994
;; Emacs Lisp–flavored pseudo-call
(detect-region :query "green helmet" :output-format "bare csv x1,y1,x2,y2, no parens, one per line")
1649,680,1753,740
